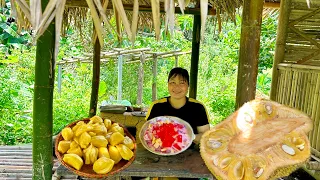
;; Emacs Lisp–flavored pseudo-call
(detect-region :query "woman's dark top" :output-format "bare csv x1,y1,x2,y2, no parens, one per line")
145,96,209,134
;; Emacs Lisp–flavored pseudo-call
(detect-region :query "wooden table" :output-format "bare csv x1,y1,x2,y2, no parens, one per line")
56,144,214,179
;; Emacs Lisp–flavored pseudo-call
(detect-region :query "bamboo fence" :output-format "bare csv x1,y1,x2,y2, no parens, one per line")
276,63,320,153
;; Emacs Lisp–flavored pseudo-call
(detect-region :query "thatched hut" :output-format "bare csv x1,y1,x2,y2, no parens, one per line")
6,0,320,179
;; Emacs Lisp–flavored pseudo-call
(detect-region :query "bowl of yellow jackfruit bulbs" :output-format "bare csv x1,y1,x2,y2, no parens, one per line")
55,116,136,178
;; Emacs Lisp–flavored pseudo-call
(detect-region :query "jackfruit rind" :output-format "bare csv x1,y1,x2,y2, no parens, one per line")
200,99,313,180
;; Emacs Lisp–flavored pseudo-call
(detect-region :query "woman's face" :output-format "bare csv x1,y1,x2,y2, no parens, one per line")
168,75,189,99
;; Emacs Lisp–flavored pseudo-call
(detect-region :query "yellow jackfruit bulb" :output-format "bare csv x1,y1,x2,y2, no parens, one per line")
108,145,122,164
75,124,93,136
67,145,83,157
93,157,115,174
116,144,134,160
63,153,83,170
61,127,74,141
90,145,99,164
123,136,135,150
105,132,113,142
73,136,79,145
88,132,97,136
91,123,108,136
109,125,124,136
111,123,119,128
91,135,108,148
72,121,85,133
109,132,125,146
58,140,71,154
89,115,103,124
70,141,79,149
98,147,110,158
200,99,313,180
79,132,91,149
104,119,112,129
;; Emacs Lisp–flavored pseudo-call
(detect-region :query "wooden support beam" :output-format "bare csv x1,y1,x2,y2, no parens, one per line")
270,0,292,100
235,0,264,109
264,2,280,9
89,36,101,117
189,15,201,99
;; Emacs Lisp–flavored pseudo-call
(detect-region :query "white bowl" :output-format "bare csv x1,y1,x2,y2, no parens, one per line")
139,116,195,156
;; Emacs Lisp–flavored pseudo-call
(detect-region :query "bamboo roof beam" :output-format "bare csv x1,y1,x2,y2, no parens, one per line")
65,1,217,15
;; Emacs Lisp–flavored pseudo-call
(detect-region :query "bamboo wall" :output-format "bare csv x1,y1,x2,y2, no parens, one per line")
275,63,320,152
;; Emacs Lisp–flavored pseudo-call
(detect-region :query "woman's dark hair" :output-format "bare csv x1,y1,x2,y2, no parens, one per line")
168,67,189,85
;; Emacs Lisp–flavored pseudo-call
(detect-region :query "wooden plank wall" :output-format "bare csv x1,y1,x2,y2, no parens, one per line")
276,64,320,152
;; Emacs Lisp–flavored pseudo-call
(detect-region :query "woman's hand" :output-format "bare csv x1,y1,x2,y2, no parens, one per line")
193,124,210,144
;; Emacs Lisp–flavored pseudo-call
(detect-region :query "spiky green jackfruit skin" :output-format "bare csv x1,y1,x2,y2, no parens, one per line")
200,99,313,180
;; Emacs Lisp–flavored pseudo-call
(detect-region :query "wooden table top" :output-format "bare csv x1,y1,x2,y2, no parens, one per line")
56,144,214,179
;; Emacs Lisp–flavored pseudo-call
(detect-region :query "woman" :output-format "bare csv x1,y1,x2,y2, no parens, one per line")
145,67,210,145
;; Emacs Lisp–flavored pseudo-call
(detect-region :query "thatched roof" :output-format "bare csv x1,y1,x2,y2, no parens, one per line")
7,0,281,60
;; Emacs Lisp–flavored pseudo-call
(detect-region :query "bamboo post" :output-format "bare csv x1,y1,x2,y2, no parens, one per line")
235,0,264,109
285,69,293,105
137,51,145,105
277,69,284,103
117,54,123,100
289,70,298,107
189,14,201,99
89,36,101,117
33,0,55,178
58,64,62,93
152,54,157,101
175,55,178,67
296,71,303,109
270,0,292,100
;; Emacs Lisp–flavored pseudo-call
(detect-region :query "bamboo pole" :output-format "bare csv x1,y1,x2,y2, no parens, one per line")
235,0,264,109
285,69,293,105
296,71,303,110
276,70,282,102
303,72,312,113
152,54,157,101
313,74,320,150
270,0,292,100
189,14,201,99
137,51,145,105
32,0,54,178
289,70,298,107
89,34,101,117
299,72,306,111
278,70,284,103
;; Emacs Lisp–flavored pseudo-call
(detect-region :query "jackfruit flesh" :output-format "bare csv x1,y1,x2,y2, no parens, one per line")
116,144,134,160
123,136,135,150
91,135,108,147
93,157,115,174
61,127,74,141
58,140,71,154
108,145,122,164
200,99,313,180
63,153,83,170
109,132,124,146
58,117,135,173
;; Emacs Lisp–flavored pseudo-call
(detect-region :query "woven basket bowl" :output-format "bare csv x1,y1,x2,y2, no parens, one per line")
55,118,136,178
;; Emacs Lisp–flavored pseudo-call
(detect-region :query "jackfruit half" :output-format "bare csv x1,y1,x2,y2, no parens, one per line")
200,99,313,180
